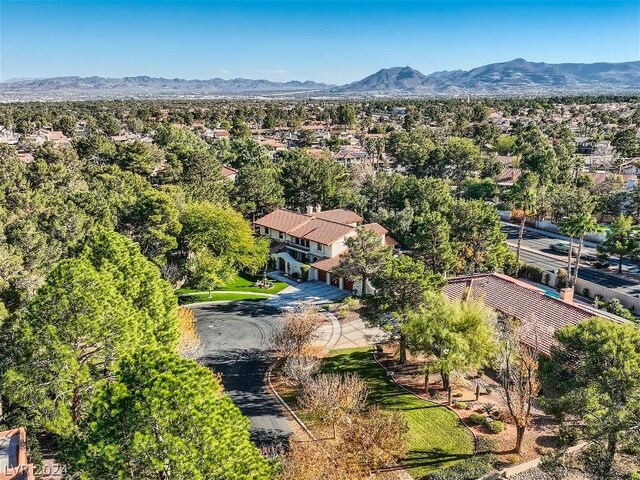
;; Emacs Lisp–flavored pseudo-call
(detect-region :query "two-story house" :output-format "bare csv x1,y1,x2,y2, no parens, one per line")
254,207,397,294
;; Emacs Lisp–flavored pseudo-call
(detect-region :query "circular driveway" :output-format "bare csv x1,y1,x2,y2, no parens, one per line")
192,301,292,447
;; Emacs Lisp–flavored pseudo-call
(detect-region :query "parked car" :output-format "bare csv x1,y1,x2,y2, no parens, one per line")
550,242,577,255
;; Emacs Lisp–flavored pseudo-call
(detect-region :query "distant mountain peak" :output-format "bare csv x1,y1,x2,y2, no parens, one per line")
1,59,638,101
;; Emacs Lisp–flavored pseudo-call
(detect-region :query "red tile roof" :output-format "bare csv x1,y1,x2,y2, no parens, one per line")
310,255,343,272
314,208,363,225
442,273,618,356
254,209,311,233
362,222,388,235
221,166,238,178
290,218,354,245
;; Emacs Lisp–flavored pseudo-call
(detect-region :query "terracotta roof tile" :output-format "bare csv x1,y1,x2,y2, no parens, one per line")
310,255,343,272
442,273,619,356
254,209,311,233
289,218,354,245
362,222,388,235
314,208,363,225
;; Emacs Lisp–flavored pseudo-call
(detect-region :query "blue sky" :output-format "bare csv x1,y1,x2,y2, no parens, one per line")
1,1,639,84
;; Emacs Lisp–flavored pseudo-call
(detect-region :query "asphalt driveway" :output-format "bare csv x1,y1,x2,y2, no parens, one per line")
192,301,292,448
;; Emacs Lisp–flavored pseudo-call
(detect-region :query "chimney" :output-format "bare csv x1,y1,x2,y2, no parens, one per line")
306,205,314,215
315,204,322,213
559,287,574,303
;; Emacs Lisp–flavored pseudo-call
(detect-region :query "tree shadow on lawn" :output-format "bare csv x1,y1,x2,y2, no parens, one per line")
402,448,475,469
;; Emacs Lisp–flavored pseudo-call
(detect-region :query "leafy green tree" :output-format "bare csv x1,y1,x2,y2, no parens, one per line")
543,318,640,476
612,127,640,159
459,178,497,201
409,211,455,275
368,254,441,364
442,137,484,186
232,156,284,221
597,214,640,273
230,117,251,138
180,202,269,290
403,292,496,390
79,228,178,346
334,227,390,296
496,135,517,155
336,104,357,128
516,124,558,183
64,347,272,480
449,200,511,274
277,150,349,210
119,189,182,266
2,258,140,435
114,140,164,177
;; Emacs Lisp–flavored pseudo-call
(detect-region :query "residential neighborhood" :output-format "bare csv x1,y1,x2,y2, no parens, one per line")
1,1,639,478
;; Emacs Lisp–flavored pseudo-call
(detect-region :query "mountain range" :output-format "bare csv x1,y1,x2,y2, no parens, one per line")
1,58,638,101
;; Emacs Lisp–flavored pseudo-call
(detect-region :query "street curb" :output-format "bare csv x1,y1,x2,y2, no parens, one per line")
266,361,317,441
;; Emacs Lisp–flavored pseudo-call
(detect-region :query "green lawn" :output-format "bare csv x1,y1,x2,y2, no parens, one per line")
323,347,474,478
175,273,289,298
177,291,271,305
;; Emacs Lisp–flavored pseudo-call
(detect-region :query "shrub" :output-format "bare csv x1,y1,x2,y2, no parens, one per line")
520,264,545,283
425,456,493,480
482,403,496,415
300,264,310,281
504,454,520,466
469,413,485,425
487,420,505,433
485,385,493,394
558,424,579,447
282,356,322,389
453,392,463,398
454,401,468,410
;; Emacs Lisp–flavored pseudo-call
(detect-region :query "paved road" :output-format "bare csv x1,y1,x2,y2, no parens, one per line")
193,301,292,448
502,224,640,298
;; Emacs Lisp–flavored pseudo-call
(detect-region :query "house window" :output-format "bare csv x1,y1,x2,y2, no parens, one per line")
316,242,324,252
263,227,270,235
279,231,285,240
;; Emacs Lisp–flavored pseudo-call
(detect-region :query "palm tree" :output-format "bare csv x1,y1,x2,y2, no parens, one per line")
558,216,578,286
571,213,598,286
510,172,539,277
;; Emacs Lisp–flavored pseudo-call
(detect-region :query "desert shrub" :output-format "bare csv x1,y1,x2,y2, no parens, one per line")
282,356,322,389
469,413,485,425
482,403,496,415
453,392,463,398
558,424,580,446
487,420,505,433
177,306,201,359
299,372,368,429
425,456,493,480
454,401,468,410
340,296,359,312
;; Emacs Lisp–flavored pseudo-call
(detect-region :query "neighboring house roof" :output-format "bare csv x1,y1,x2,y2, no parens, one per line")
255,209,311,233
497,167,522,185
221,166,238,178
443,273,620,356
362,222,388,236
314,208,363,225
289,218,355,245
385,236,400,247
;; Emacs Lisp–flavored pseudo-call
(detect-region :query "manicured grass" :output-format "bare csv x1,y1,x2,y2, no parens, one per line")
175,273,289,296
177,292,270,305
323,347,474,478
